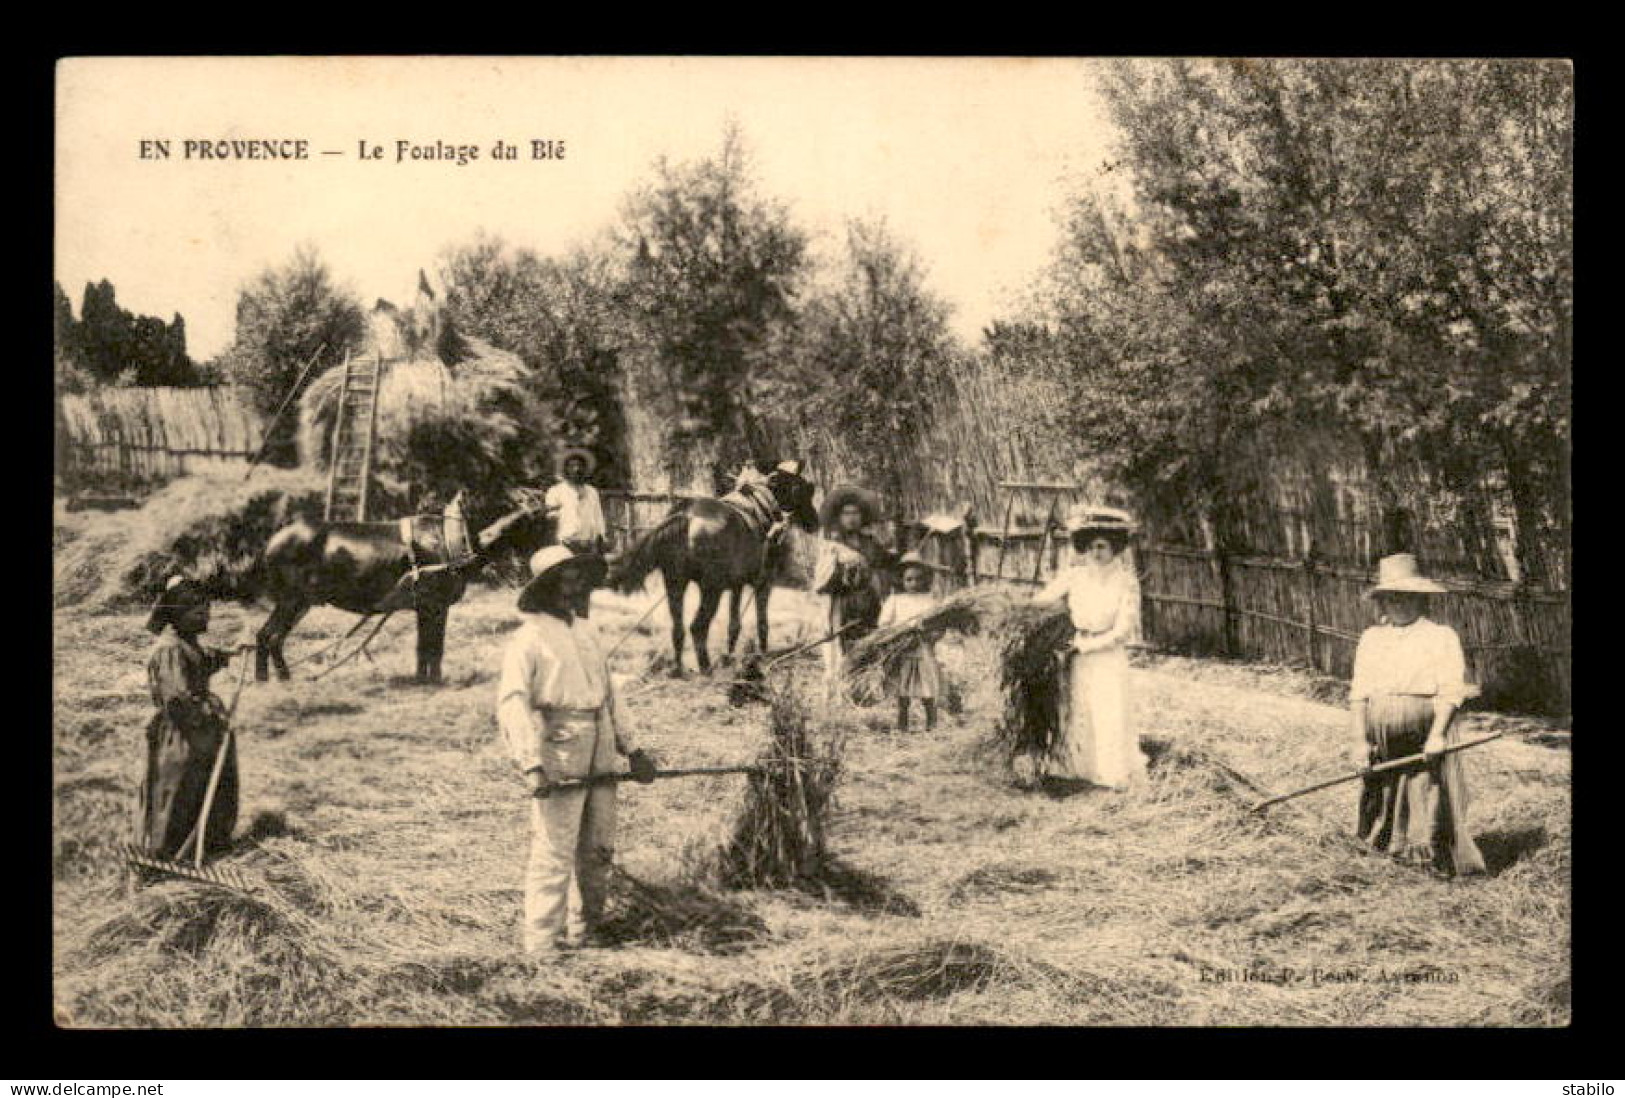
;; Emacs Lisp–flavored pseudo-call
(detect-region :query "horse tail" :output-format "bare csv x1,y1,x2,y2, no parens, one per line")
614,511,687,594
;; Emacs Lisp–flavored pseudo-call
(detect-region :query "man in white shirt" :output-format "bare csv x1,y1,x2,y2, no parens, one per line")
545,449,607,555
497,546,656,953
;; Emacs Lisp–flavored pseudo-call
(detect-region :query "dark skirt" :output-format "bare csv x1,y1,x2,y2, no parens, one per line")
134,702,239,861
1357,694,1485,877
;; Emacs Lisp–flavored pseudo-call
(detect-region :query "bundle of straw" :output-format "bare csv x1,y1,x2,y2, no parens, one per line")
715,682,846,890
843,588,1018,703
989,602,1075,767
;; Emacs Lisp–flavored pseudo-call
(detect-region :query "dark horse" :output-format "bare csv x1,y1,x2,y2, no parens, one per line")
255,491,540,683
612,464,818,676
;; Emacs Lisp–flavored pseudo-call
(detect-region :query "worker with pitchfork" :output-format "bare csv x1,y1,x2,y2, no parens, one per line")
1348,553,1486,877
497,546,659,953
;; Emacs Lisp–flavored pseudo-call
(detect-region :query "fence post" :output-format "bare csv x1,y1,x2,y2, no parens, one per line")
1303,553,1320,671
1216,548,1238,657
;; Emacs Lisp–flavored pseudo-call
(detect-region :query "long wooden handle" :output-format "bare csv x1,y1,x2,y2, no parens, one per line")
534,763,764,798
1250,729,1519,813
178,657,253,866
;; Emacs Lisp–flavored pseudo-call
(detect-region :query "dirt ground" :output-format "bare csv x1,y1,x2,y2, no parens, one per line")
52,578,1572,1027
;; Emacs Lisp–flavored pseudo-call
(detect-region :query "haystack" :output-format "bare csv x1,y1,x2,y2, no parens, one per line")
296,336,546,506
713,680,847,890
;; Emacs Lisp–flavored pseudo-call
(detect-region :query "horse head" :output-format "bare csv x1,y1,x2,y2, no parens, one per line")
473,489,552,560
766,466,819,532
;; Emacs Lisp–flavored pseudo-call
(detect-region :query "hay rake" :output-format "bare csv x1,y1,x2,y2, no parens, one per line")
122,655,260,893
1250,728,1522,813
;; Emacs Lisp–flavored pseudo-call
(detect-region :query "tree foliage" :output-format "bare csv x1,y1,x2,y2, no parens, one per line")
54,279,197,389
219,246,367,466
1035,59,1571,578
767,217,957,511
618,124,809,484
437,235,631,484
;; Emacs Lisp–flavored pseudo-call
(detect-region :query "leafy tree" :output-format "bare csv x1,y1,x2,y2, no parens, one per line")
618,124,808,486
66,279,198,387
437,234,632,485
220,246,366,466
1035,59,1571,580
765,217,957,512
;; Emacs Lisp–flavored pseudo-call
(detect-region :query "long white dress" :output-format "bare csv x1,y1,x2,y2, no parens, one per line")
1034,557,1146,789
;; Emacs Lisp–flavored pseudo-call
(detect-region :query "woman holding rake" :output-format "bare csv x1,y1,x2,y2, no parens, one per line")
135,576,251,862
1348,554,1487,877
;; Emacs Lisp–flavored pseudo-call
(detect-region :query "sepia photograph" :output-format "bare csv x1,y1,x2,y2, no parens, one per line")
51,55,1572,1029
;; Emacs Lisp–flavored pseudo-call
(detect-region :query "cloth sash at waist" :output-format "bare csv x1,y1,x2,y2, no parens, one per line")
541,706,604,723
1364,693,1438,760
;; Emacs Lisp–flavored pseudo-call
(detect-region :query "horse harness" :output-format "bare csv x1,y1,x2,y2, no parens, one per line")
397,510,478,601
719,482,793,582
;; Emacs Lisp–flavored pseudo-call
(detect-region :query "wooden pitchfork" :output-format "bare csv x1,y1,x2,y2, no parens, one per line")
532,759,827,798
125,654,259,893
1249,728,1521,813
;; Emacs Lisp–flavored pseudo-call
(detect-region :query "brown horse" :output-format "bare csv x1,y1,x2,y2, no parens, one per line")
612,465,818,676
255,491,541,683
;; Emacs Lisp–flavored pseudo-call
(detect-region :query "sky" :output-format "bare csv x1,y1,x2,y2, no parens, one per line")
55,57,1119,361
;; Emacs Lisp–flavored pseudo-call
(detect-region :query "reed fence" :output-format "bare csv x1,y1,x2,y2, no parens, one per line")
56,386,264,493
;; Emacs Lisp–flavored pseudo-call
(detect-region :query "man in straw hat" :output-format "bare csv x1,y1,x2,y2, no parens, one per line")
545,447,607,557
1347,553,1486,876
1031,504,1146,790
496,546,659,952
813,484,895,685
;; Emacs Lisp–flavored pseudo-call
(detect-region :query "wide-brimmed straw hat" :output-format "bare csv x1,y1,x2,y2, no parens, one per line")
1365,553,1448,599
146,574,208,634
517,545,596,613
1065,504,1136,539
820,485,882,530
898,550,931,574
556,446,597,476
774,460,803,477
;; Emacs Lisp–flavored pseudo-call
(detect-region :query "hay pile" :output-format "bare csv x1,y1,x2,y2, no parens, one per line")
596,867,768,955
296,338,546,503
712,681,847,890
53,468,326,611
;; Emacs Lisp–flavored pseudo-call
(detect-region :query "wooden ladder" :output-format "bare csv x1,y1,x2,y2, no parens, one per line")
324,350,382,523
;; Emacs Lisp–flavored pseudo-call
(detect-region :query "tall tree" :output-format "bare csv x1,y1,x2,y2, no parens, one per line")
618,124,808,487
1036,59,1571,579
765,217,956,513
221,246,366,465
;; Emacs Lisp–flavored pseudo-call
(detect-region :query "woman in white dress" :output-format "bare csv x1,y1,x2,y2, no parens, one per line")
1033,506,1146,790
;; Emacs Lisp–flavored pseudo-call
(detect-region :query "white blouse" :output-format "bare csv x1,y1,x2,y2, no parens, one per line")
1349,617,1472,708
1035,560,1141,646
545,481,607,544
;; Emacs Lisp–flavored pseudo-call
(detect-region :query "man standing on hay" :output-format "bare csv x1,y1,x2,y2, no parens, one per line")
813,485,895,688
497,546,659,953
1030,506,1146,791
1348,554,1487,877
545,447,607,557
